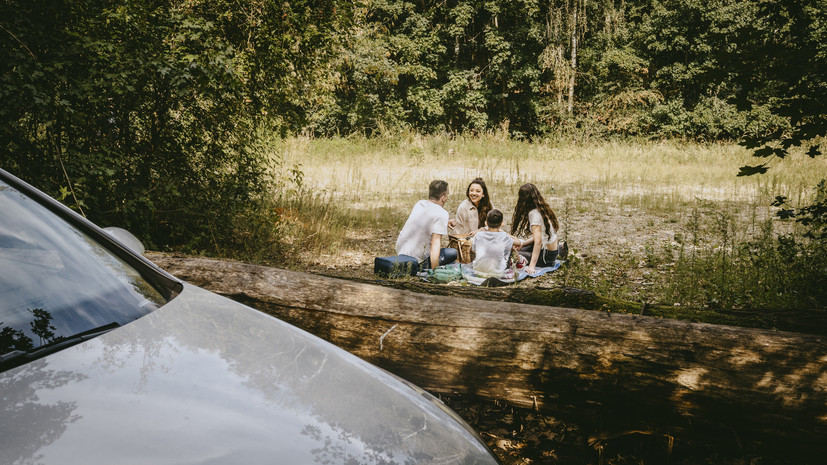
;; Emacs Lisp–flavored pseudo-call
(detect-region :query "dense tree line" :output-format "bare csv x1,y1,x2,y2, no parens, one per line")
310,0,824,143
1,0,824,251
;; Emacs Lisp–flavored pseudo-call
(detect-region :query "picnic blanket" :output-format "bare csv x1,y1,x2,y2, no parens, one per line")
419,260,564,287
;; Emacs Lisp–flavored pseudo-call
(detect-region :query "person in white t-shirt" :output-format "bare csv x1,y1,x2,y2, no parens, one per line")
510,183,565,274
471,209,516,277
396,180,458,270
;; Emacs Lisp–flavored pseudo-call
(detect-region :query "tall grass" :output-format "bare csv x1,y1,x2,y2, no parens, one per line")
250,132,826,309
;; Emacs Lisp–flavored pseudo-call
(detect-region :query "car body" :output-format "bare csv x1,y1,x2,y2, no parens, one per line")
0,168,499,465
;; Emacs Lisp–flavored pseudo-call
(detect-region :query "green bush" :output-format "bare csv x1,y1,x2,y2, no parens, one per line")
637,97,789,141
663,212,827,310
0,1,304,254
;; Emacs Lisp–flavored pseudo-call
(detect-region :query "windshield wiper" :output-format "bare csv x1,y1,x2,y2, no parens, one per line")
0,322,120,372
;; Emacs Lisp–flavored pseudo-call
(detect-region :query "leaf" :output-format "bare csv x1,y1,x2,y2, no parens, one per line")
737,164,769,177
740,135,764,149
753,146,775,158
771,196,788,207
776,208,796,220
798,123,823,140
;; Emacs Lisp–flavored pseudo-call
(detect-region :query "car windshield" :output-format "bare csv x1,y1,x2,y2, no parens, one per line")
0,180,167,361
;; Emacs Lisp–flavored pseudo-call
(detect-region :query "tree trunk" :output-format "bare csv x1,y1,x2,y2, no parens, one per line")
568,10,577,113
147,253,827,455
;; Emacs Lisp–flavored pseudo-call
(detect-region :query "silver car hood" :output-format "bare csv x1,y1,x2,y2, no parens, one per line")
1,283,496,465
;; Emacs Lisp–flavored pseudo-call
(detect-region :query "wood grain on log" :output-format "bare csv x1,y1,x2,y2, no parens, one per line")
147,252,827,453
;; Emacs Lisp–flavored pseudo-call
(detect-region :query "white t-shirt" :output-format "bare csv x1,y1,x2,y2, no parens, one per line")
528,209,557,246
396,200,449,261
472,230,514,276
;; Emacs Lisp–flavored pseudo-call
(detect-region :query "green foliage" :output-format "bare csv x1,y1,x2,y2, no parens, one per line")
6,0,819,147
728,0,826,237
5,0,820,144
658,204,827,310
292,0,826,142
307,1,562,136
639,97,786,140
0,1,241,248
0,0,340,255
770,181,827,239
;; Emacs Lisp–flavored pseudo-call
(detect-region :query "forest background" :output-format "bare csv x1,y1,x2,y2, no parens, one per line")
1,0,825,312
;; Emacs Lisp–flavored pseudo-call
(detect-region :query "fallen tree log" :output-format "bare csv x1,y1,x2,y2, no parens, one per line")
147,252,827,458
368,278,827,336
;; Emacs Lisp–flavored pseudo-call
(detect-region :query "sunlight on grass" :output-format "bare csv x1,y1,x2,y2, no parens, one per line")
262,133,826,309
278,135,823,213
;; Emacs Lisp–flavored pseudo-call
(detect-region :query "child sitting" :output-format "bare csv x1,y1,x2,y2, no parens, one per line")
471,209,516,277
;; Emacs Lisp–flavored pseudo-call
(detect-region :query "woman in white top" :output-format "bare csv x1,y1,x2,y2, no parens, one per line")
510,183,559,274
449,178,494,235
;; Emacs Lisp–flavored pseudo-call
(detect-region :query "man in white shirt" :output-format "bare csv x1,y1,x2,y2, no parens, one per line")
396,180,458,269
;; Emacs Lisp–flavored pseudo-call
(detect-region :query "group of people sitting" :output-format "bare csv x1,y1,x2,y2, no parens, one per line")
395,178,567,278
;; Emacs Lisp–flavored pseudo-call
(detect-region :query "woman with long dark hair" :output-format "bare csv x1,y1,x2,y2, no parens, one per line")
510,183,563,274
450,177,494,235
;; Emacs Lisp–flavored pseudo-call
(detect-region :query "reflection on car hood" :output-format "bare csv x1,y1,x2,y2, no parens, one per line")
0,284,497,465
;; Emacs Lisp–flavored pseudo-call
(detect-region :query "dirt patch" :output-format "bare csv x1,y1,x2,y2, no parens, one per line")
298,206,682,298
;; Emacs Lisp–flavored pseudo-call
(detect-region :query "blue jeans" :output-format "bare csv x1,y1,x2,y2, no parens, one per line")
420,247,458,270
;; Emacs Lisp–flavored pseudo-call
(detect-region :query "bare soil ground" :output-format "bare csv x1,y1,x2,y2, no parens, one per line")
297,206,682,299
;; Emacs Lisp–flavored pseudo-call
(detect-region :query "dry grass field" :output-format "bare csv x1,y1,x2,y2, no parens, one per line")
264,133,825,310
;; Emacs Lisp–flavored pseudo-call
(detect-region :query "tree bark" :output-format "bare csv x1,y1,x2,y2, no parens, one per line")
568,10,577,113
147,253,827,454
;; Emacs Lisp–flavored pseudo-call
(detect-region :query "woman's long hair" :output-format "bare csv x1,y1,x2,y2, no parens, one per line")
467,178,493,228
510,183,558,239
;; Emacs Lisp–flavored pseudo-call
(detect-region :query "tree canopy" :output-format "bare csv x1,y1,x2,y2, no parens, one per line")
0,0,342,250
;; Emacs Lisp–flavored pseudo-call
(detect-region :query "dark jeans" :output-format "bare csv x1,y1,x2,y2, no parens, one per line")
420,247,458,270
518,243,558,267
